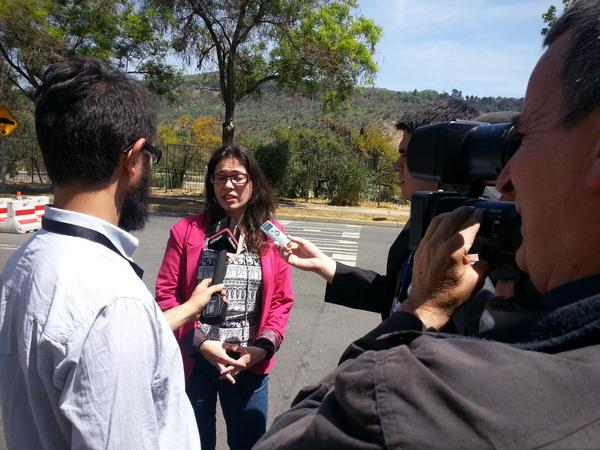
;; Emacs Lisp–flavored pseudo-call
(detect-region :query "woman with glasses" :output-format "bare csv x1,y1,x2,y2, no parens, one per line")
155,145,294,450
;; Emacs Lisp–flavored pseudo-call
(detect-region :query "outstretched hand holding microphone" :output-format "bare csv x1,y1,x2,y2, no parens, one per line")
278,235,337,284
258,218,337,284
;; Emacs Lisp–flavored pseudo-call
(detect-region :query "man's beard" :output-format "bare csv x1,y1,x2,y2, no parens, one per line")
119,159,151,232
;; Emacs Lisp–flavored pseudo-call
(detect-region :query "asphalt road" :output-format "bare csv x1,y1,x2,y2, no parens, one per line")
0,214,399,449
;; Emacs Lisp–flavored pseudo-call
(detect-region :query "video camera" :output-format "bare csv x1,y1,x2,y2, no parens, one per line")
407,120,523,278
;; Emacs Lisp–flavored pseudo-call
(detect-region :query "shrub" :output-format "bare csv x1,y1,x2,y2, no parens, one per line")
253,140,291,190
327,155,370,206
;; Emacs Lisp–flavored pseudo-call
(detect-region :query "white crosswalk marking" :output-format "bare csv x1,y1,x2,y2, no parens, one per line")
278,220,361,267
0,244,18,250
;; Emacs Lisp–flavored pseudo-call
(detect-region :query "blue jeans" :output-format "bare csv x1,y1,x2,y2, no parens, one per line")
186,354,269,450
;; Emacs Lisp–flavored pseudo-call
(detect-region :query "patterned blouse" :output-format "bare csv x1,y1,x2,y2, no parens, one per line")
196,238,262,346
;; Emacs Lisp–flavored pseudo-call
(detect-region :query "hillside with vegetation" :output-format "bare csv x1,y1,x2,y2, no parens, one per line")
160,73,524,142
3,72,523,206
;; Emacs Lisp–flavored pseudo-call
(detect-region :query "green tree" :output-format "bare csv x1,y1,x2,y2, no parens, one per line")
263,126,374,205
253,139,291,189
326,154,369,206
0,59,40,184
352,123,399,203
269,127,343,200
0,0,180,100
541,0,574,35
152,0,381,145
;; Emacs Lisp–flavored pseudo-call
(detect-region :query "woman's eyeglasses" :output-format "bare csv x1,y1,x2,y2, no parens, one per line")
210,173,249,185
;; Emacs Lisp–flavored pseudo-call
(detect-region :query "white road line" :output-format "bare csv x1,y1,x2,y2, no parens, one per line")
332,253,357,261
315,247,358,253
286,228,349,234
281,221,362,266
307,240,357,246
332,254,357,267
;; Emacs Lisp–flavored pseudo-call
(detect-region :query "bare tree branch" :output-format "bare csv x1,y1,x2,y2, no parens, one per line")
0,43,38,90
236,73,279,100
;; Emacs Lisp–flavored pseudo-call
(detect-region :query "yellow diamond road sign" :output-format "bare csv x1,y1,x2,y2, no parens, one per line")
0,106,18,138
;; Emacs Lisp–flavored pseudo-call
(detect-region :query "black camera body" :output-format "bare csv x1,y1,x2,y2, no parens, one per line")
410,193,521,264
407,120,523,278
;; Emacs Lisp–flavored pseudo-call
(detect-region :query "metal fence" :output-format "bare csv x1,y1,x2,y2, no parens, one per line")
0,138,403,207
151,143,212,194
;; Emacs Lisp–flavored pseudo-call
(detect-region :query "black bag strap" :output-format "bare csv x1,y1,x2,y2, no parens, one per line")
41,217,144,280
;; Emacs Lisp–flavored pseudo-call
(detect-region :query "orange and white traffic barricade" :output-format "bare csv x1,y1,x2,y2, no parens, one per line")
0,199,41,233
24,195,50,220
0,198,9,227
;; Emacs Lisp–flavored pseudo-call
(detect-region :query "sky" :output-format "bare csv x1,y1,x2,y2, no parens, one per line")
357,0,557,98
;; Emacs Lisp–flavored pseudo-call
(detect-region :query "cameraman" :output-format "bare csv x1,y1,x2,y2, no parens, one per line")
256,1,600,448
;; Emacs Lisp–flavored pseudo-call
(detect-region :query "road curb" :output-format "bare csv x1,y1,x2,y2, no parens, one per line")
148,201,407,228
274,212,406,227
0,189,408,228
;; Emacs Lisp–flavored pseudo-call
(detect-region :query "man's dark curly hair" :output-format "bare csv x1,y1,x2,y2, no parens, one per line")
395,98,479,133
35,57,157,185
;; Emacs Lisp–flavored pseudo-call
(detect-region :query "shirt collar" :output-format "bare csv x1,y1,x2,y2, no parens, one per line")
534,274,600,310
44,207,139,258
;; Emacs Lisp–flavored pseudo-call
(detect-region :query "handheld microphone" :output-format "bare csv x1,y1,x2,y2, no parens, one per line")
260,220,290,247
200,216,240,325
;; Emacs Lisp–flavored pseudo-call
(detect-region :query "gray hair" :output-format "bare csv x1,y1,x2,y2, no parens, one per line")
544,0,600,125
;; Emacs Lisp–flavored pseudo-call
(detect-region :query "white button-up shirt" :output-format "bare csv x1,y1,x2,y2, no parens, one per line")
0,207,200,450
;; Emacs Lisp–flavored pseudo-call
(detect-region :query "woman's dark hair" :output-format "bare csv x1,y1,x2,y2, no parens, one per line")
204,145,276,254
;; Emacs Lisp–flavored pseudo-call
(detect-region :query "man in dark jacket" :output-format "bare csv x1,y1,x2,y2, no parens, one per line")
282,98,479,321
256,1,600,448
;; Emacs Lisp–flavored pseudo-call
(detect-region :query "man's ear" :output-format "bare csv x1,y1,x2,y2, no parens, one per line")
122,138,146,178
585,138,600,190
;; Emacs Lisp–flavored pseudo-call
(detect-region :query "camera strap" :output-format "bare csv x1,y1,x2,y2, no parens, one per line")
41,217,144,280
390,251,414,315
397,252,414,298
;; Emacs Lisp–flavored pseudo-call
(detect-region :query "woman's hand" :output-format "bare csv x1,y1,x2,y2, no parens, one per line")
217,343,268,383
199,340,247,384
163,278,225,331
279,235,336,283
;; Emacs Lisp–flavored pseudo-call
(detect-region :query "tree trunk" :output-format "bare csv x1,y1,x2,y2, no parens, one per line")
221,76,236,146
222,117,235,146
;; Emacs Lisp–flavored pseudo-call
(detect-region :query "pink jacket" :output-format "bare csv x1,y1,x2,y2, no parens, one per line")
155,213,294,380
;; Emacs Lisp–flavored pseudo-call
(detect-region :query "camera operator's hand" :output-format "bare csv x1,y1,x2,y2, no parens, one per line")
279,235,336,283
401,206,490,330
163,278,226,331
